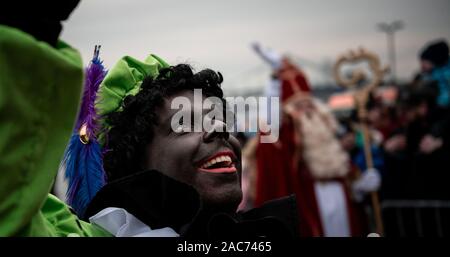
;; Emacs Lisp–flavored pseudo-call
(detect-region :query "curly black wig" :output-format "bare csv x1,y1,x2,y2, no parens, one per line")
103,64,224,181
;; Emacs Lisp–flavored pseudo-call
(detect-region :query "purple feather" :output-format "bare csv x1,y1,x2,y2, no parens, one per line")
60,45,108,217
75,46,105,135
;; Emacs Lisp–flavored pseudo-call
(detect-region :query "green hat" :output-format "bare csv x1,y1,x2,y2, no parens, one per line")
94,54,169,143
96,54,170,118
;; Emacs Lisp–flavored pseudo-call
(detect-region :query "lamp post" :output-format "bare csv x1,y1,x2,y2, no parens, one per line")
377,20,404,85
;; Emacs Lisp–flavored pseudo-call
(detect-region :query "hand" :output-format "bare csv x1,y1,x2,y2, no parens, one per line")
352,168,381,202
384,134,406,153
420,134,443,154
251,42,261,53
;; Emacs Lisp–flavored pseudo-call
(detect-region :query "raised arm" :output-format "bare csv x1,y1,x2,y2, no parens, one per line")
251,42,283,70
0,25,83,236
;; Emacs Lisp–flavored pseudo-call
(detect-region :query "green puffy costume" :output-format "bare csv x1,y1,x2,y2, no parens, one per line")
0,25,110,236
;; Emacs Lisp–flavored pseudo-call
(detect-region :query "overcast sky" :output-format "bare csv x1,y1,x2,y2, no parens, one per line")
62,0,450,92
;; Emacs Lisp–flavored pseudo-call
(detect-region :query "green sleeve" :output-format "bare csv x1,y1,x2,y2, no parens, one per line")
0,25,105,236
17,194,111,237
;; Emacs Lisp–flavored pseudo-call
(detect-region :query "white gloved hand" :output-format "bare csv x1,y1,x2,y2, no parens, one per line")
352,168,381,202
251,42,262,53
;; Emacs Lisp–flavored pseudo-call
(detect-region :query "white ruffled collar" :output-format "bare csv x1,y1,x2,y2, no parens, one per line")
89,207,179,237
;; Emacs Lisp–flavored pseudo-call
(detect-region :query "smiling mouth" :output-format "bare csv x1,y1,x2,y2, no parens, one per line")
197,151,237,173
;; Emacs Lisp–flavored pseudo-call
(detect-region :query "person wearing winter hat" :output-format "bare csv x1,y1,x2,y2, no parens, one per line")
419,39,450,108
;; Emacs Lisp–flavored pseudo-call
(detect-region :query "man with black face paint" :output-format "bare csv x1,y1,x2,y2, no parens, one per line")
57,54,300,238
144,91,243,212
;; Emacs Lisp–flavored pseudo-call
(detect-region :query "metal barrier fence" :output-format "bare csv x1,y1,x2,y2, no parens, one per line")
381,200,450,237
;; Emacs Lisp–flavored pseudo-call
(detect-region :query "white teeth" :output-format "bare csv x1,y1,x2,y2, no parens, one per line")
201,155,233,169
